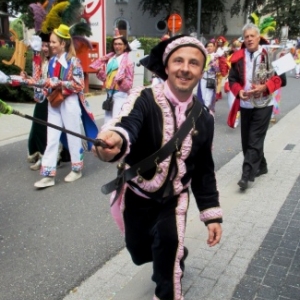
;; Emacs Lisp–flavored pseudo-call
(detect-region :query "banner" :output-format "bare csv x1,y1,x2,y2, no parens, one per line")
83,0,106,86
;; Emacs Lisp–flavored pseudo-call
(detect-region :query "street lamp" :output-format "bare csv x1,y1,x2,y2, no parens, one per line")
197,0,202,39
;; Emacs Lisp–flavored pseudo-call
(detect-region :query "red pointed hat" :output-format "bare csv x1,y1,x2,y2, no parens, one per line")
217,36,226,43
160,34,170,41
113,28,123,39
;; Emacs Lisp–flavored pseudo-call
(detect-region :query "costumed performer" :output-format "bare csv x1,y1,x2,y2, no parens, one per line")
196,40,219,114
224,39,242,128
215,35,228,100
21,24,98,188
91,29,134,124
92,35,222,300
228,23,286,191
294,45,300,79
26,33,51,170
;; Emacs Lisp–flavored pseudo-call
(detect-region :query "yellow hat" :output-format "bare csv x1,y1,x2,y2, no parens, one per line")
54,24,71,39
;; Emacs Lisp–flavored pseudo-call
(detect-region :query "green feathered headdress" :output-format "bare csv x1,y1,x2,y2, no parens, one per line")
248,11,276,38
41,1,70,34
249,12,260,26
259,17,276,37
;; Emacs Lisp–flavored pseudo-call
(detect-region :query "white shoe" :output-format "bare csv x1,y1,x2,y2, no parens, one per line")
34,177,55,188
64,171,82,182
30,159,41,171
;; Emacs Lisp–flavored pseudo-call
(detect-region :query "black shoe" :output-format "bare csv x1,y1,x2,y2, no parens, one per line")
180,247,189,274
256,167,268,177
238,178,248,190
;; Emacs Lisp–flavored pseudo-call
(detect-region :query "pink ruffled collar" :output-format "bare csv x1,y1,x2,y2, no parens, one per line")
164,82,193,126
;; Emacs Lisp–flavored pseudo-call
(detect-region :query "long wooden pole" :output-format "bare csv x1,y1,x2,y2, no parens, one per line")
197,0,202,39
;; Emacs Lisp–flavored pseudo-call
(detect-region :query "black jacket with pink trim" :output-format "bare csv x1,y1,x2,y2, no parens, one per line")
108,85,222,225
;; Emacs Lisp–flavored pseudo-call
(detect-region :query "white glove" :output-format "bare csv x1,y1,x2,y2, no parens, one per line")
129,39,141,50
0,70,9,84
215,48,225,57
29,35,42,52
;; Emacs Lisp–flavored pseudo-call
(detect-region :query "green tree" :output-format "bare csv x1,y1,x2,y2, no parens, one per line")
260,0,300,38
0,0,37,16
230,0,264,18
231,0,300,38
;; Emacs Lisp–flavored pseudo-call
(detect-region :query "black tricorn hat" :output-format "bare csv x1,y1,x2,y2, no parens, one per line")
139,34,207,81
39,32,50,43
139,35,184,81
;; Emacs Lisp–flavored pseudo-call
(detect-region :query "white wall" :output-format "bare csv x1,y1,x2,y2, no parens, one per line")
106,1,173,38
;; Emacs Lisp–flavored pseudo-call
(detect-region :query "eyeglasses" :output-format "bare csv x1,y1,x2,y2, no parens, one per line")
114,43,124,46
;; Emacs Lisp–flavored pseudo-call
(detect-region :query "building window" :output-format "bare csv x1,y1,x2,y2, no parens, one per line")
156,20,167,32
114,18,130,38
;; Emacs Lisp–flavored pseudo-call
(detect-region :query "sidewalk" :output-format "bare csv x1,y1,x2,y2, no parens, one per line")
62,104,300,300
1,97,299,300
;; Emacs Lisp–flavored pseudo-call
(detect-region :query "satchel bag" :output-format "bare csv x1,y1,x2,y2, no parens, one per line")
206,78,216,89
47,88,64,107
102,93,114,111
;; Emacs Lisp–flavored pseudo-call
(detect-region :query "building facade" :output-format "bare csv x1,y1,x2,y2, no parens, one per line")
106,0,247,39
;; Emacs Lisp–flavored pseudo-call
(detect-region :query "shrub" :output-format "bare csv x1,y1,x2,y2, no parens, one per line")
0,47,34,103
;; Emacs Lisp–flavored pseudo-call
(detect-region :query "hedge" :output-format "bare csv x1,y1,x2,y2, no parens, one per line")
0,47,34,103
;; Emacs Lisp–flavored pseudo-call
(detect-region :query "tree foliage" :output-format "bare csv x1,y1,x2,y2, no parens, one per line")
260,0,300,38
0,0,39,16
3,0,299,38
230,0,265,17
231,0,300,38
138,0,172,16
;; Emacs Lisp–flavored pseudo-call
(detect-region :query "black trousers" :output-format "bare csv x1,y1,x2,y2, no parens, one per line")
240,106,273,181
123,188,188,300
28,100,48,156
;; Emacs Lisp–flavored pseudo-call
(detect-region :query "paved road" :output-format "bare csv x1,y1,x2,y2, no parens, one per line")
0,74,298,300
63,74,300,300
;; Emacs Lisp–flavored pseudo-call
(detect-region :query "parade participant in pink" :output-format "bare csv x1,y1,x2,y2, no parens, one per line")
91,29,134,124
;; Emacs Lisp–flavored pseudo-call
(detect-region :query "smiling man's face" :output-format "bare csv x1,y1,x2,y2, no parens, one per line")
165,46,205,102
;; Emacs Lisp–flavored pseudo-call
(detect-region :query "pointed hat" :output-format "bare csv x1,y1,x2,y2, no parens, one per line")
113,28,123,39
